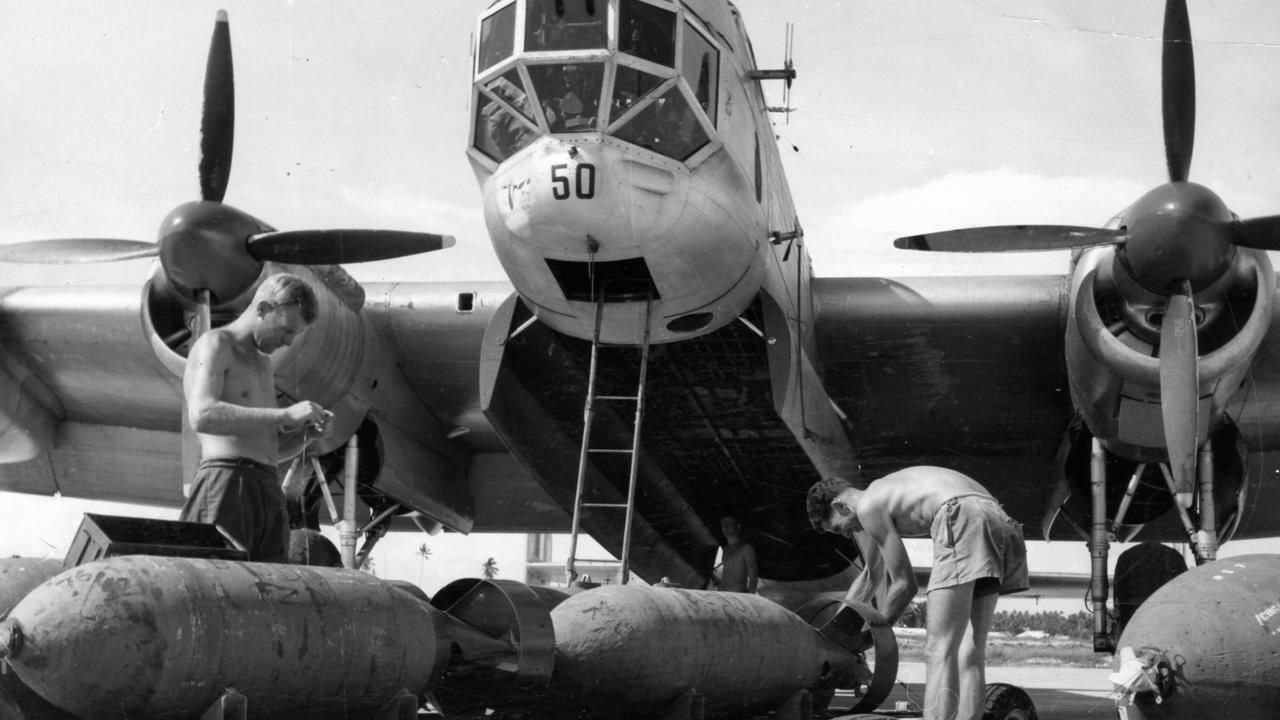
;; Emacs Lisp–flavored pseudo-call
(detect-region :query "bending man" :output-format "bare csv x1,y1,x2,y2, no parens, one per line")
181,273,333,561
807,467,1028,720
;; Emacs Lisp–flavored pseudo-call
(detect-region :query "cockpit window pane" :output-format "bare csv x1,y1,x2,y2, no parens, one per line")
610,85,709,161
528,63,604,133
474,93,537,162
486,69,536,123
619,0,676,67
477,3,516,74
681,22,718,124
611,66,664,120
525,0,607,52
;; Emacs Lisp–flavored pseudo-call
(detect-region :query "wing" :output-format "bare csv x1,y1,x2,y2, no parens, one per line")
814,274,1074,532
0,285,185,504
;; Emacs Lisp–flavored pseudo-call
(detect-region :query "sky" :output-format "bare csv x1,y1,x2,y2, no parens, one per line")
2,1,1280,599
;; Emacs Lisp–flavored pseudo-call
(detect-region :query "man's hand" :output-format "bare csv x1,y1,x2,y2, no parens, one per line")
819,604,875,653
282,401,332,433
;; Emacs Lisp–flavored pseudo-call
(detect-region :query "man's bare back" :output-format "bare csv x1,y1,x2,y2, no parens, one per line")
856,466,995,538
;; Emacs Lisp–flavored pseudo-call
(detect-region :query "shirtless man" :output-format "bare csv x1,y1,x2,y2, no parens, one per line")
806,467,1028,720
180,273,333,562
714,515,758,593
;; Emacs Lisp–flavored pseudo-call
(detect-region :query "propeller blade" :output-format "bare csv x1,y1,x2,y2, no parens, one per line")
200,10,235,203
1162,0,1195,182
180,291,213,499
1159,280,1199,508
1231,215,1280,250
246,229,456,264
0,238,158,264
894,226,1124,253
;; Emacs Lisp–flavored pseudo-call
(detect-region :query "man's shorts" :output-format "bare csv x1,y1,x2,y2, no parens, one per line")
928,494,1029,595
180,457,288,563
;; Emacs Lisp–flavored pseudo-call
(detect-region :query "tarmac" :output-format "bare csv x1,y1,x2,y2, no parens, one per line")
829,661,1118,719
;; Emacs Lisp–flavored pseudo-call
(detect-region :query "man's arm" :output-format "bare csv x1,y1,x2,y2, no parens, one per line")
743,543,759,593
185,332,287,433
185,332,330,435
843,531,885,608
857,504,917,624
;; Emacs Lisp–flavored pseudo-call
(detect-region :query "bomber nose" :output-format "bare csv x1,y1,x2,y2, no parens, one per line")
490,141,682,258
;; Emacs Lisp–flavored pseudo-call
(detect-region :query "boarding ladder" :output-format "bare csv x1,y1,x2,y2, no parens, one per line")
565,292,652,585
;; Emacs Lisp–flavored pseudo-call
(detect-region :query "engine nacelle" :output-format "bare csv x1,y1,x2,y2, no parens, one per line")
1065,247,1274,462
141,262,474,532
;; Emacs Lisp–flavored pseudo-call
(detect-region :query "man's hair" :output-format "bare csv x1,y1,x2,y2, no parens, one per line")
806,476,856,530
256,273,319,324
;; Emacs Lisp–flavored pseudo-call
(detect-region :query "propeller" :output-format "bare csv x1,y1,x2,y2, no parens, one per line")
1161,0,1195,184
0,10,454,306
0,238,159,264
201,11,235,204
891,0,1280,504
1,11,458,489
894,226,1124,253
1159,280,1199,506
246,229,456,265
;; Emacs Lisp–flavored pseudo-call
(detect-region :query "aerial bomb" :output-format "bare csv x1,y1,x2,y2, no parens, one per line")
0,556,513,720
1111,553,1280,719
0,557,78,720
545,585,871,718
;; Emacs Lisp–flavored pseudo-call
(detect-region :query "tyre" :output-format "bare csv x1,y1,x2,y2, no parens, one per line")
984,682,1037,720
1114,542,1186,633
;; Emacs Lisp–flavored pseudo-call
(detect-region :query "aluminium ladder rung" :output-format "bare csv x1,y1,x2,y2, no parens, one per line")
596,395,639,401
582,502,629,509
588,448,633,454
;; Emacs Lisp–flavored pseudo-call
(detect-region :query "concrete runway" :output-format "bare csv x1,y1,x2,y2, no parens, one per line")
830,662,1118,719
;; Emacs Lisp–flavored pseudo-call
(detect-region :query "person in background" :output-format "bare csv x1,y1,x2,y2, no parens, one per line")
711,514,758,593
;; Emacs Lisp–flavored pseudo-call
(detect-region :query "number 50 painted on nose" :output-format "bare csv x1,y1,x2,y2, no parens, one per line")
551,163,596,200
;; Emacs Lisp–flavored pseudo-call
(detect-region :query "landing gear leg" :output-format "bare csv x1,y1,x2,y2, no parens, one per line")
1194,444,1218,565
1157,444,1218,567
1088,438,1114,653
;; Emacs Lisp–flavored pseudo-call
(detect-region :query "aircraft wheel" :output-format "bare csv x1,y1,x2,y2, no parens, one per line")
1114,543,1186,634
983,683,1037,720
286,528,342,567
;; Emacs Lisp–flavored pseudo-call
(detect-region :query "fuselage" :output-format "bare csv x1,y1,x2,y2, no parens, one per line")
466,0,800,345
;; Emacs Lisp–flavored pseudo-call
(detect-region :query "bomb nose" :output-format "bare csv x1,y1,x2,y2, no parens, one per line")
0,617,24,659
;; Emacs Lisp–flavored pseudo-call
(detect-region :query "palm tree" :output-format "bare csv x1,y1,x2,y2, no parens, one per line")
482,557,499,579
416,542,432,586
360,554,377,576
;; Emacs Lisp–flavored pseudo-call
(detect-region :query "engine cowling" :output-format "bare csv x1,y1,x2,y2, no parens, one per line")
1065,246,1275,463
141,262,475,532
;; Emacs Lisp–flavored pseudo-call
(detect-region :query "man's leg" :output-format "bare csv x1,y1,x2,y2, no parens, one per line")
925,581,975,720
957,585,999,720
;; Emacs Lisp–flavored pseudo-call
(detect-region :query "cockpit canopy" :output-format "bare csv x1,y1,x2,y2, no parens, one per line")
472,0,720,165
